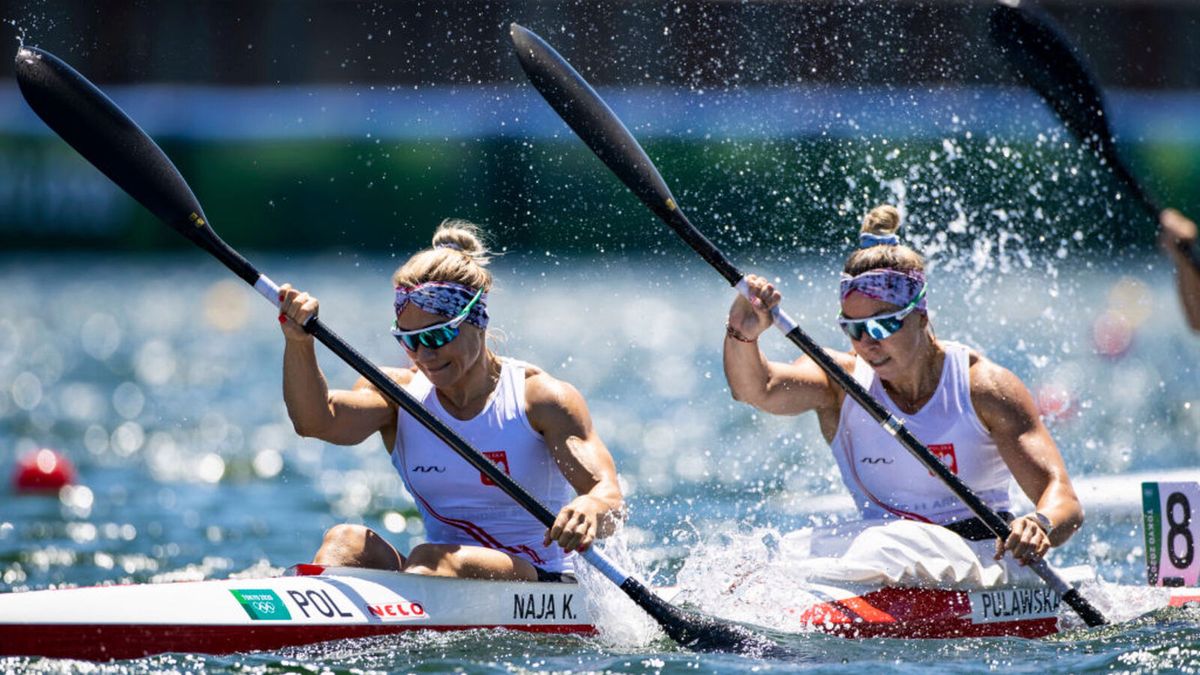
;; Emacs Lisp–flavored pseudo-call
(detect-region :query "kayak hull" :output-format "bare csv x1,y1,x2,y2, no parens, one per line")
0,564,594,661
5,562,1157,659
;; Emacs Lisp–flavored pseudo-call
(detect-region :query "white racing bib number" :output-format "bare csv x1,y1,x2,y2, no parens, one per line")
969,587,1060,623
1143,481,1200,587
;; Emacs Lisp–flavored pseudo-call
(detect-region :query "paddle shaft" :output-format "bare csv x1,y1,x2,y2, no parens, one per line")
653,158,1105,629
160,212,712,652
1098,116,1200,269
511,22,1107,627
15,44,774,654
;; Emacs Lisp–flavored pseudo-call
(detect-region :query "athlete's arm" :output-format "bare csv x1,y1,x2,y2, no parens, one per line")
279,284,399,445
724,274,848,416
525,371,625,553
971,356,1083,562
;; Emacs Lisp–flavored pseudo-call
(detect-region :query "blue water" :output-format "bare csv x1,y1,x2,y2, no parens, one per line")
1,250,1199,672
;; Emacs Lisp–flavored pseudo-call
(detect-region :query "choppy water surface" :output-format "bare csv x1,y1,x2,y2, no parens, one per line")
1,250,1198,673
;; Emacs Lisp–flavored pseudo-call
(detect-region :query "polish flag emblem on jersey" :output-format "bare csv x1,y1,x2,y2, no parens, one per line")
928,443,958,475
480,450,510,486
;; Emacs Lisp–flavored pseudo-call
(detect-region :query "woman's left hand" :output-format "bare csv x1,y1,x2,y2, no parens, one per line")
994,514,1051,565
544,495,607,553
1160,209,1198,264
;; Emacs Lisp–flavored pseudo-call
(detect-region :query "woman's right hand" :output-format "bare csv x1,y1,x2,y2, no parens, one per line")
278,283,320,342
728,274,780,341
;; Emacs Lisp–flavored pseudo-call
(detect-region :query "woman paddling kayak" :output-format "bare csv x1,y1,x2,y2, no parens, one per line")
277,219,625,582
723,205,1083,569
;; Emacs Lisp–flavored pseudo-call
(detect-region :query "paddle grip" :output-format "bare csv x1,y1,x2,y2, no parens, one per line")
733,278,800,334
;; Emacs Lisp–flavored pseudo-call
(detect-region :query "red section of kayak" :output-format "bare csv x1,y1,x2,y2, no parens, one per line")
0,622,598,661
796,587,1059,639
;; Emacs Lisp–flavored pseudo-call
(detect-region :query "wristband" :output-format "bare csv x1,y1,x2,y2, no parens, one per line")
725,323,757,343
1030,511,1054,536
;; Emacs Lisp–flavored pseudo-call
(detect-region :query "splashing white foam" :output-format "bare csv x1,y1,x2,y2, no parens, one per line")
574,531,665,648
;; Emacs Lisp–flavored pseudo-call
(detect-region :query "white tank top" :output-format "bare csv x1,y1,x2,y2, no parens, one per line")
829,341,1011,524
390,358,576,573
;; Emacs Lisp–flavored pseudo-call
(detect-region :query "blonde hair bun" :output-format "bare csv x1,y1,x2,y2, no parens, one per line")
392,218,494,292
860,205,902,237
432,218,490,266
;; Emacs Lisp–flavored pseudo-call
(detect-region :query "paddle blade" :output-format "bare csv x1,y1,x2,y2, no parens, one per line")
620,578,786,656
510,23,744,285
988,3,1111,153
15,46,260,284
15,47,211,239
988,1,1156,217
510,24,679,223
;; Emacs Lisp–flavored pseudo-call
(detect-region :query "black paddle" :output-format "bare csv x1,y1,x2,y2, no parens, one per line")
14,45,779,655
510,22,1109,629
988,0,1200,268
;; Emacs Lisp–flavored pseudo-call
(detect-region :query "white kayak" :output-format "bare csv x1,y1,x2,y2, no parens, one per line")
10,476,1200,660
3,562,1197,659
0,563,594,661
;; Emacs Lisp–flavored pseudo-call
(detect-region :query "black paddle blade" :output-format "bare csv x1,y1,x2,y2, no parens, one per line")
14,47,210,240
620,578,787,656
509,23,744,286
988,2,1111,154
14,46,259,284
988,2,1158,220
510,23,679,224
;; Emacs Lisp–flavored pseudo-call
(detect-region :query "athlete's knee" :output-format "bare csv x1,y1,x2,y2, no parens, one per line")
320,523,371,550
403,543,458,576
314,524,399,568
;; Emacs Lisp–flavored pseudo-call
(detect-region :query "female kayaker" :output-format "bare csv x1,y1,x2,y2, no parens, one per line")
278,219,625,582
723,205,1083,566
1159,208,1200,333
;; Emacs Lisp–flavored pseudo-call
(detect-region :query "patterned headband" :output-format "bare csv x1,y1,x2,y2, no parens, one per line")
394,281,489,328
839,269,927,312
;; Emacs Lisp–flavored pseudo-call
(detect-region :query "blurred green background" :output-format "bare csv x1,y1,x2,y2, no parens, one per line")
0,0,1196,255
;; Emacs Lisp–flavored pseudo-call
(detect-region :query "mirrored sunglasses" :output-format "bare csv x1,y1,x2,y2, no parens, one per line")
837,287,926,341
391,288,483,351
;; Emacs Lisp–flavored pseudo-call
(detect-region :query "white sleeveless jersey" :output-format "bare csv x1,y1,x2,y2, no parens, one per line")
829,341,1012,524
390,358,576,573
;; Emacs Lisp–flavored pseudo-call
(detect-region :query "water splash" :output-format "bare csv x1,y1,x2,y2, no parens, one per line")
575,530,664,648
4,18,27,49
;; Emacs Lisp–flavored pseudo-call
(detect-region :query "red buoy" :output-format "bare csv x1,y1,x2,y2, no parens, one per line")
13,449,77,492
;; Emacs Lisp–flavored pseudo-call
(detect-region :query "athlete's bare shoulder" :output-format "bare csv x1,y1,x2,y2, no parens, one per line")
522,362,574,408
520,361,546,380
